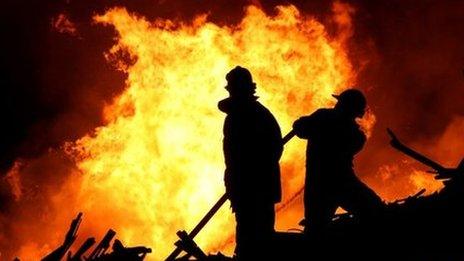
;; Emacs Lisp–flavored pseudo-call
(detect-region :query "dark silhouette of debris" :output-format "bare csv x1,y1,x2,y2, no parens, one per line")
173,230,208,260
98,239,152,260
42,213,82,261
67,237,96,261
165,194,229,261
87,229,116,260
37,213,151,261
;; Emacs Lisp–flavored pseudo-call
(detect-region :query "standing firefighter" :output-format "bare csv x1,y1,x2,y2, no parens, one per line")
292,89,384,234
218,66,283,259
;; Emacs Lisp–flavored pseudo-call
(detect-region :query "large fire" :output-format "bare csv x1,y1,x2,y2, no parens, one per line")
71,3,353,259
5,2,446,261
70,4,355,259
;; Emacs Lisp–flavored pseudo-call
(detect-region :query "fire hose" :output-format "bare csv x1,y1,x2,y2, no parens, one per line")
165,130,296,261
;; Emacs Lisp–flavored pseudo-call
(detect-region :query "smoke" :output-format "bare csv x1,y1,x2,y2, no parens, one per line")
1,0,464,259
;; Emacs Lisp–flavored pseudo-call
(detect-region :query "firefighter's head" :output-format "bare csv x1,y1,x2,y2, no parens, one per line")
225,66,256,98
333,88,367,118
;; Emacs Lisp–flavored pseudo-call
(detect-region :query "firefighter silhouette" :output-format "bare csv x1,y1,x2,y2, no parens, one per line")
218,66,283,259
293,89,384,234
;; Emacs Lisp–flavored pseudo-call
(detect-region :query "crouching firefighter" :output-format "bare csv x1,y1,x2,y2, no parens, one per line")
292,89,385,236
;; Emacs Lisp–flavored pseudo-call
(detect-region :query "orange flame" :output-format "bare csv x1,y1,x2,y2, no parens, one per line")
368,163,444,202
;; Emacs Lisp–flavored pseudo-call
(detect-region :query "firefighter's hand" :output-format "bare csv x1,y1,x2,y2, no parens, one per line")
292,117,302,130
292,117,308,138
